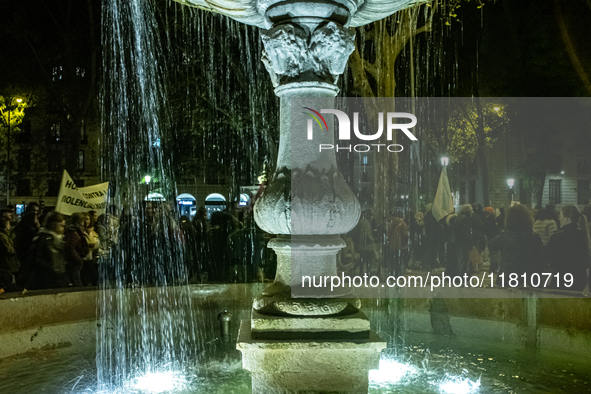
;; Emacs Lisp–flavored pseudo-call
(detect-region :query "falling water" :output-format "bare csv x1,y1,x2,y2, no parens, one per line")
98,0,198,390
97,0,280,390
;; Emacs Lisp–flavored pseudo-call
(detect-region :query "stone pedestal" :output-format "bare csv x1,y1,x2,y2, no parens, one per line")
238,320,386,394
251,310,370,340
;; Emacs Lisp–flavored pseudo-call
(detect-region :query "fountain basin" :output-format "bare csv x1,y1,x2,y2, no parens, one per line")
2,285,591,358
1,285,591,393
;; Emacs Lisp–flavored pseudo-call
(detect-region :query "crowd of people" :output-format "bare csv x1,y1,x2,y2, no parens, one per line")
2,199,590,294
0,203,113,294
0,201,275,295
178,205,275,284
340,203,591,291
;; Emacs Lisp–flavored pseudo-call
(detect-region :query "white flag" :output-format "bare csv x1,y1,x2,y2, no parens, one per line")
55,170,109,216
432,167,454,222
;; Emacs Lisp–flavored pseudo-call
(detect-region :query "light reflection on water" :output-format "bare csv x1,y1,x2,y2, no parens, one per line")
1,332,590,393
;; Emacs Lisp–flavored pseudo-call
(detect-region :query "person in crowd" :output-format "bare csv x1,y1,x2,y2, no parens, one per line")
496,207,506,231
95,214,112,256
0,208,20,293
191,206,209,281
470,203,486,257
423,203,444,270
409,209,425,268
545,204,560,229
64,212,90,287
582,203,591,234
482,207,499,242
339,235,360,273
26,202,40,214
532,207,558,247
209,210,242,281
446,205,475,276
39,207,53,230
547,205,591,291
23,212,68,290
81,212,100,286
179,215,199,282
14,206,41,284
6,204,17,229
488,205,544,281
107,205,120,245
386,210,409,276
472,203,485,222
227,212,261,283
350,209,375,276
88,210,98,224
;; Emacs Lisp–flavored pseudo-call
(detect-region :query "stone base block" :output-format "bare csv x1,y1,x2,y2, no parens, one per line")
251,310,370,340
237,320,386,393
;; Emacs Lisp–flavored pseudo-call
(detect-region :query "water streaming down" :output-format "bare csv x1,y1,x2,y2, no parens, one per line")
161,2,278,194
96,1,281,390
156,3,279,284
98,0,199,390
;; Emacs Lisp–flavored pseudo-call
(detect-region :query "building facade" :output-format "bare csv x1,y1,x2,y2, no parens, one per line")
452,131,591,210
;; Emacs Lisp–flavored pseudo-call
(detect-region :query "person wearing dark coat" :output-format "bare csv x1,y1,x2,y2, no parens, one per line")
14,211,40,285
547,205,591,291
482,207,499,243
64,212,90,287
496,208,505,231
446,205,474,277
0,208,20,293
488,205,544,281
352,209,376,276
24,212,68,290
470,204,486,253
423,204,444,270
386,211,409,277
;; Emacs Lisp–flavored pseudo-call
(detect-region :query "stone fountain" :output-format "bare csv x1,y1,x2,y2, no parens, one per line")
175,0,422,392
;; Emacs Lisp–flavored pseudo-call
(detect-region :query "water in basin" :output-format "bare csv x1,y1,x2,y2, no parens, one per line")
2,331,590,393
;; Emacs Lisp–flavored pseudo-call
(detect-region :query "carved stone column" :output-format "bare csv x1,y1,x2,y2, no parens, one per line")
239,8,386,394
252,19,362,320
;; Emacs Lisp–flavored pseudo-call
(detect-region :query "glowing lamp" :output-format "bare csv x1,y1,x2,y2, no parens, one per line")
441,156,449,167
507,178,515,188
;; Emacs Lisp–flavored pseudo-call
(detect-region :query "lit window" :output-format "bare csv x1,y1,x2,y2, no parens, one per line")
78,150,85,171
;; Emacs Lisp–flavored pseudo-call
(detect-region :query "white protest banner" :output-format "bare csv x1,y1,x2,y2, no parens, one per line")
55,170,109,215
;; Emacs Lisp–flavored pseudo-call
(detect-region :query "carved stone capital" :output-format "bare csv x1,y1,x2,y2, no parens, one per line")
310,22,355,78
261,21,355,86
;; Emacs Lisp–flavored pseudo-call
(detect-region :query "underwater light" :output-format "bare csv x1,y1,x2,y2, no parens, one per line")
132,371,188,393
438,376,481,394
369,358,418,385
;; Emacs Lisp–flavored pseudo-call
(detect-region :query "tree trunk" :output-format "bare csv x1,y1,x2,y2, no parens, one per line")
475,97,490,206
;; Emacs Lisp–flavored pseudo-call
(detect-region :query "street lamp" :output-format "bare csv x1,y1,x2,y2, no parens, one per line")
440,156,449,167
5,97,23,205
507,178,515,202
